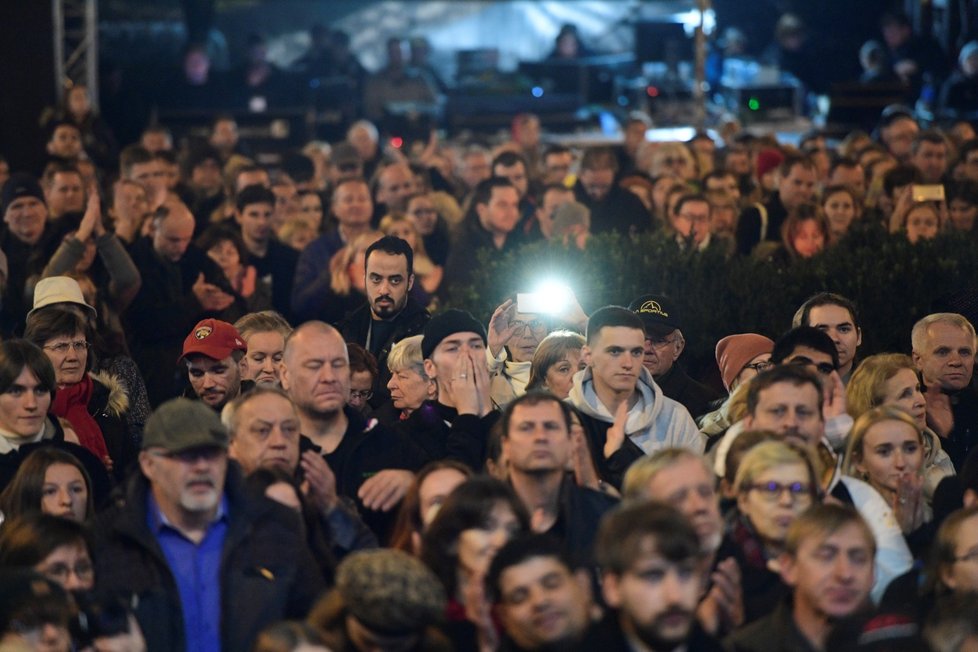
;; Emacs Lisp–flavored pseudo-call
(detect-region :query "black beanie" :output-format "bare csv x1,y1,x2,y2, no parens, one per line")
421,309,487,359
1,173,45,216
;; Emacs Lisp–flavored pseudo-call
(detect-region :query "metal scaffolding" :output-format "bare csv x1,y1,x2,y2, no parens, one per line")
52,0,98,105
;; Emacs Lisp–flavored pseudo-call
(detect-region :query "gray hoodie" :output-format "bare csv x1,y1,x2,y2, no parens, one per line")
567,367,705,455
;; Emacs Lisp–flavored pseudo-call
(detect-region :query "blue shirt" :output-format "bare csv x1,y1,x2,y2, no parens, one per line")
147,493,229,652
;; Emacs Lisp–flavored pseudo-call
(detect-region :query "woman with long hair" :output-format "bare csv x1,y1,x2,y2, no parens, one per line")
0,448,93,523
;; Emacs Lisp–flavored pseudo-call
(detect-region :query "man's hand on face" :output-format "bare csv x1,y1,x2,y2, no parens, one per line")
452,349,493,417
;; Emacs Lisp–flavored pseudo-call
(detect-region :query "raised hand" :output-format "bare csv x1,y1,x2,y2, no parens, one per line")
299,450,338,513
487,299,519,357
192,272,235,312
603,399,629,459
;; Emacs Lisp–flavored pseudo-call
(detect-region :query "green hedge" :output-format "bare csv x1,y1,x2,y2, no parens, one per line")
451,227,978,360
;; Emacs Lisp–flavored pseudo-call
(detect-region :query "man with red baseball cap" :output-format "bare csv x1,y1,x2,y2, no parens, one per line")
180,318,251,411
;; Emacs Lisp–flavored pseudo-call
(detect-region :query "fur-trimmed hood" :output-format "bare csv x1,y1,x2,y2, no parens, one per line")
90,370,129,417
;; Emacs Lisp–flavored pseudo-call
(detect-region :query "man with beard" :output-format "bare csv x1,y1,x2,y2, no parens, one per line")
623,449,743,638
180,318,252,412
93,398,323,652
340,236,429,408
579,502,723,651
726,505,875,651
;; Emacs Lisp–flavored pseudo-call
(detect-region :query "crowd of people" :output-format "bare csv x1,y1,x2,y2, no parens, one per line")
3,9,978,652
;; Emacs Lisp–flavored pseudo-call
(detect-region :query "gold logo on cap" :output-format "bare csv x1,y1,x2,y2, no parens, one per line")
194,326,213,340
639,300,668,317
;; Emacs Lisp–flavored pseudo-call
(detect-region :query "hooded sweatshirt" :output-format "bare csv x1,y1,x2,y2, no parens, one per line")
568,366,704,457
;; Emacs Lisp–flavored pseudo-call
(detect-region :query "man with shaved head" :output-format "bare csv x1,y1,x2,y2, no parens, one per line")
281,321,425,540
126,195,234,405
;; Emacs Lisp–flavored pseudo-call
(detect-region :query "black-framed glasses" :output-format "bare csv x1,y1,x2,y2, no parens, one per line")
43,341,90,354
349,389,373,401
745,481,814,502
744,361,774,373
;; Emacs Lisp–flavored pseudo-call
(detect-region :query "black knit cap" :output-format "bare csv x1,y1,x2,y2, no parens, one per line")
421,309,487,359
1,173,45,216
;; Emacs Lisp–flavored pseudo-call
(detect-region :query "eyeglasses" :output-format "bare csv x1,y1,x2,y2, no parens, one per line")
349,389,373,401
745,481,814,502
512,319,546,332
646,336,677,349
38,560,94,584
744,361,774,373
677,212,710,223
788,356,835,375
43,341,90,354
149,447,224,463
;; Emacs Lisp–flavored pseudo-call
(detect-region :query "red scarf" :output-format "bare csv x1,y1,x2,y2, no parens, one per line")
51,375,109,462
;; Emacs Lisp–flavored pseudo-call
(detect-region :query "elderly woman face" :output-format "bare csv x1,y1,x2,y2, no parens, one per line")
387,366,432,411
42,330,88,386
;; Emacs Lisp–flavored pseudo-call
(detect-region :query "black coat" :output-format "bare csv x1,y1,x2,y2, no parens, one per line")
92,463,324,652
250,238,299,322
443,216,524,304
575,612,724,651
300,406,428,542
125,238,230,406
573,411,645,490
655,364,721,421
0,417,113,507
89,371,139,484
394,401,500,473
572,181,651,236
339,295,430,407
543,474,619,566
735,193,789,257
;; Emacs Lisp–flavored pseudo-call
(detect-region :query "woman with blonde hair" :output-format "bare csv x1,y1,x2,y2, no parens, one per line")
648,141,697,181
846,353,954,500
843,407,934,538
719,440,820,624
